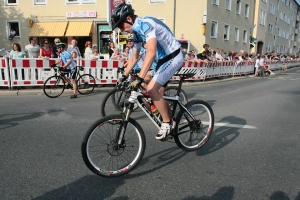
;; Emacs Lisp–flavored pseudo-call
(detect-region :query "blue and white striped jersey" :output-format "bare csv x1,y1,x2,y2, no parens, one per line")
131,16,181,61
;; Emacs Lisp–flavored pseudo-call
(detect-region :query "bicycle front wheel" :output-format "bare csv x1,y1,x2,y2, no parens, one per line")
43,75,65,98
81,114,146,178
174,100,214,152
77,74,96,95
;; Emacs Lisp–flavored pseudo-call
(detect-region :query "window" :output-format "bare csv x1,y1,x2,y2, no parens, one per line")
211,21,218,38
34,0,46,5
225,0,231,10
242,30,247,43
245,4,249,18
259,9,266,25
150,0,165,2
270,3,275,15
7,21,20,39
6,0,17,5
266,43,272,52
212,0,219,6
234,27,239,41
224,24,230,40
268,24,273,34
262,0,267,3
236,0,241,15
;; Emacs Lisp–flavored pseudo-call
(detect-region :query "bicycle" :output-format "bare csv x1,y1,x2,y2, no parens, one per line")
100,68,188,117
43,64,96,98
82,73,214,178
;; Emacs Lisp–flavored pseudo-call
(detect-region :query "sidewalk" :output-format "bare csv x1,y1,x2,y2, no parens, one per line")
0,75,250,96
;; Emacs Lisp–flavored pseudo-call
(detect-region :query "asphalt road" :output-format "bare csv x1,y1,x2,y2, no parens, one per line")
1,68,300,200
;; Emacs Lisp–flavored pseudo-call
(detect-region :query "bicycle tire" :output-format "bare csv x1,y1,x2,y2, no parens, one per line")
173,100,214,152
81,114,146,178
164,86,188,104
43,75,65,98
101,86,139,117
77,74,96,95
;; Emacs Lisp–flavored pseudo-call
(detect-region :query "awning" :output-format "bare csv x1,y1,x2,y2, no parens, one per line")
65,22,93,36
28,22,68,37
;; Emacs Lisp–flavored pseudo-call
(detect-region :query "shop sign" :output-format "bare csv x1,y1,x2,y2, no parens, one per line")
101,34,111,38
66,11,97,18
99,25,112,31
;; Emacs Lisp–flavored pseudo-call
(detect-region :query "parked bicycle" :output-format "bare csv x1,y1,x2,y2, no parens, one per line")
43,64,96,98
82,73,214,178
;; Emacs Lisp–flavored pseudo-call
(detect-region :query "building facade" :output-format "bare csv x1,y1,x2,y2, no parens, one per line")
1,0,299,57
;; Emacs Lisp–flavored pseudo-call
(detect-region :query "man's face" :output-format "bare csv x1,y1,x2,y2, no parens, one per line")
71,40,77,46
31,38,36,45
117,16,133,33
56,47,63,53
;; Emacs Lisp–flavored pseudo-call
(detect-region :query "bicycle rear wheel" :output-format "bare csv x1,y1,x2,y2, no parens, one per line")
173,100,214,152
164,86,188,104
81,115,146,178
77,74,96,95
164,86,188,116
43,75,65,98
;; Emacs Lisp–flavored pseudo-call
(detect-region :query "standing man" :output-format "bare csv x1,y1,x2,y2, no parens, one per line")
52,38,61,58
24,37,40,58
112,2,183,140
67,39,82,58
55,43,78,99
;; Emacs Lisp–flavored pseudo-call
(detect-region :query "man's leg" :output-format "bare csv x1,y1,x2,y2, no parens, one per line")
147,80,171,123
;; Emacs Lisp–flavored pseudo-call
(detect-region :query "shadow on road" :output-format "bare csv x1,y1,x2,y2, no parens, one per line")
0,109,63,131
182,186,234,200
196,116,245,156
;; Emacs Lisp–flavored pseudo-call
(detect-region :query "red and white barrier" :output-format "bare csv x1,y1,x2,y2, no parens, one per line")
0,57,10,88
1,57,300,89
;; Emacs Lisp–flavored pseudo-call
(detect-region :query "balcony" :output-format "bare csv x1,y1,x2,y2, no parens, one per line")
294,41,298,47
295,29,299,35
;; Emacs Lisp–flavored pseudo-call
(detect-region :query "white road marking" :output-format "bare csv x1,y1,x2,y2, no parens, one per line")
214,122,258,129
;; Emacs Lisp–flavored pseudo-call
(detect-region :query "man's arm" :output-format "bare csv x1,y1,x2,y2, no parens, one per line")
138,38,156,79
123,48,141,76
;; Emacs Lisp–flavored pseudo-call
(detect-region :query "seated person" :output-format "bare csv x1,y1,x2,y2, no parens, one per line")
263,63,275,75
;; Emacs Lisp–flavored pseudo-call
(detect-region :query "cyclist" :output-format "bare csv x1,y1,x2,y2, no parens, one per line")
55,42,78,99
111,2,183,140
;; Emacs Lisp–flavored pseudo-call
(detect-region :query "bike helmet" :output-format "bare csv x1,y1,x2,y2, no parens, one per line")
111,2,135,30
56,42,66,48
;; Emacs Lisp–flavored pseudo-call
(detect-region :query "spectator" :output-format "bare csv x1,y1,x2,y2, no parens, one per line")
84,40,93,59
184,50,197,62
196,50,209,63
67,39,81,58
39,39,54,59
24,37,40,58
52,38,61,58
263,62,275,75
90,49,100,60
9,28,16,40
10,43,26,58
10,43,26,79
110,47,123,60
108,41,115,58
215,48,224,61
72,52,77,60
254,55,261,77
121,46,130,61
201,44,211,57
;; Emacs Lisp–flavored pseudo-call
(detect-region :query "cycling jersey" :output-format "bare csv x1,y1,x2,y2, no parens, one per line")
60,51,77,70
131,16,181,60
130,16,182,85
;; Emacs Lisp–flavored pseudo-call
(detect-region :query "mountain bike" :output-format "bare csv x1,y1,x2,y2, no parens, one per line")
43,65,96,98
82,73,214,178
100,68,188,116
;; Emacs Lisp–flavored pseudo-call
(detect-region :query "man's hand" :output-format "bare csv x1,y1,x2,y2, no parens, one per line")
118,74,128,83
130,77,144,90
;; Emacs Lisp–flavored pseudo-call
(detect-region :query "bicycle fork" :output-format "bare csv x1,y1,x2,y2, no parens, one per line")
115,100,135,147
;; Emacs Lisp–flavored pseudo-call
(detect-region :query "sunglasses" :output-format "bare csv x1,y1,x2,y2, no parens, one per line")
44,43,49,44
